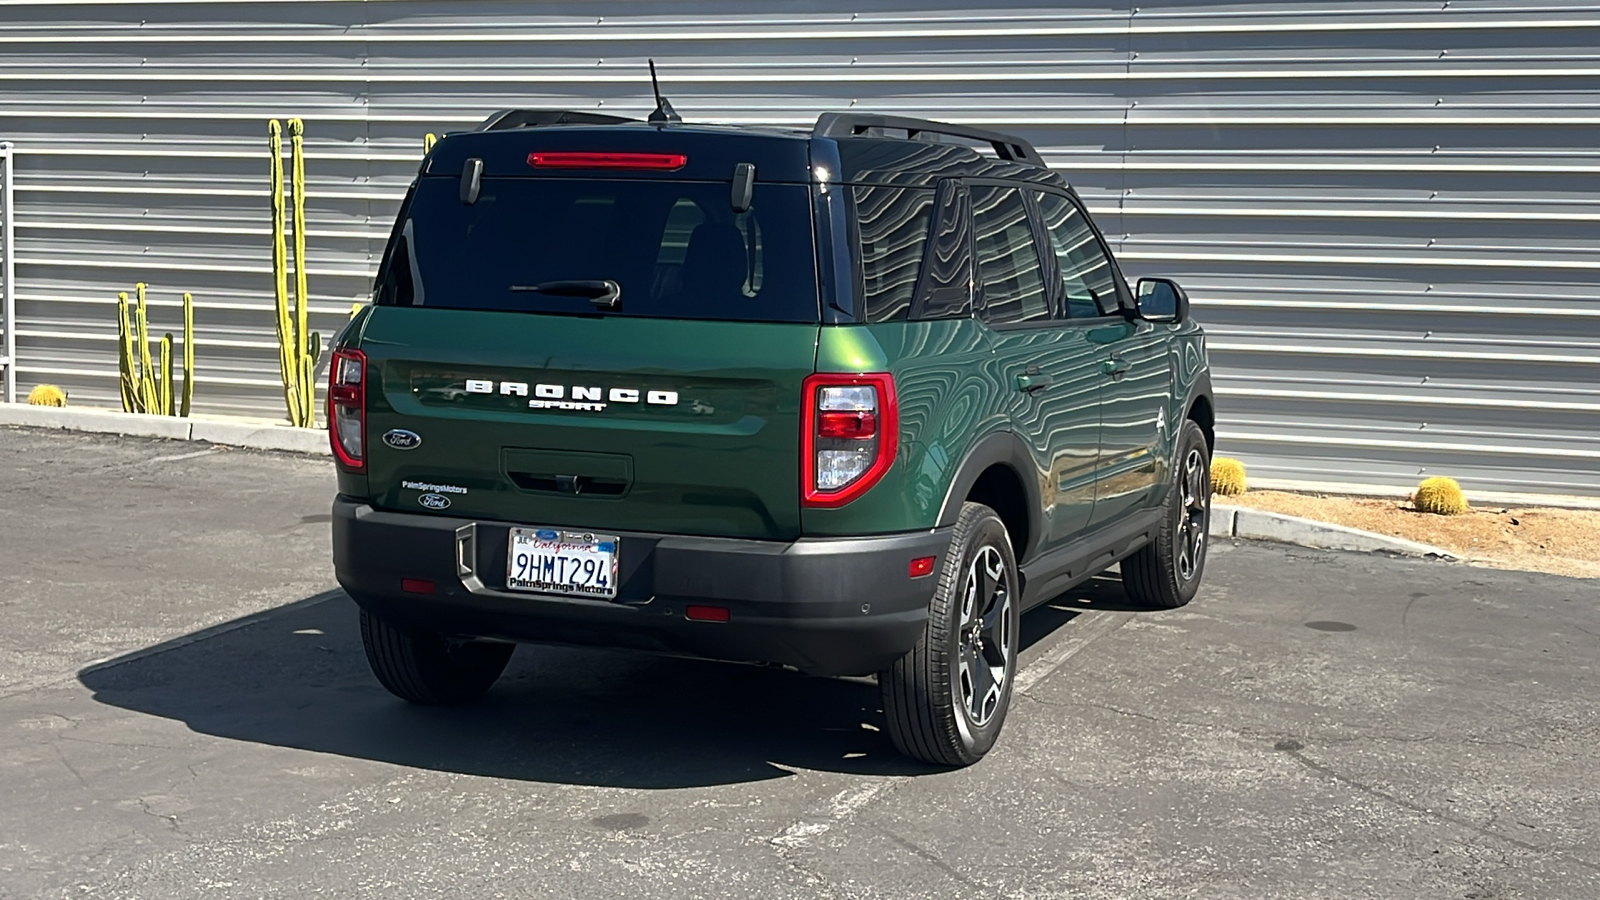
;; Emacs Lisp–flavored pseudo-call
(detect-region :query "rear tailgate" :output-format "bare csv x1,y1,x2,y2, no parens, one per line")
361,308,818,541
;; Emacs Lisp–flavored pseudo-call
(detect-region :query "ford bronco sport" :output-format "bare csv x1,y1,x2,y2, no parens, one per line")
331,107,1215,767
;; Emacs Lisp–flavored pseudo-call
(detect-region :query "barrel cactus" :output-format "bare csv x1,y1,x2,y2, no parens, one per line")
1210,457,1248,496
1413,476,1469,516
27,384,67,407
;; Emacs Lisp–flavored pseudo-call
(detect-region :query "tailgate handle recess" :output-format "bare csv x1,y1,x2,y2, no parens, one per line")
508,471,628,497
503,449,633,497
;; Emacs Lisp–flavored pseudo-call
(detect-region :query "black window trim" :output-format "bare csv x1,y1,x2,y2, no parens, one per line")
907,177,973,322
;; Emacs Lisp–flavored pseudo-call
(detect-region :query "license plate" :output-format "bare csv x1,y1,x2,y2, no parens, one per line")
506,528,619,600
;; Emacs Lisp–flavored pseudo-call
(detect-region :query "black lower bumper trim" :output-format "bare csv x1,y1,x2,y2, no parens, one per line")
332,498,951,676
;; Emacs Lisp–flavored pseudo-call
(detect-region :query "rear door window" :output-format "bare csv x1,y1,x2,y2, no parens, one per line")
970,185,1050,325
1034,190,1122,318
375,177,818,323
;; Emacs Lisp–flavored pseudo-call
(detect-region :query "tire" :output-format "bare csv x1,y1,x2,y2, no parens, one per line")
1122,419,1211,610
879,502,1020,767
359,608,514,705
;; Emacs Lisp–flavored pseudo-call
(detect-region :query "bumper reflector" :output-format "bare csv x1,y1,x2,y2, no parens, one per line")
401,578,436,595
685,605,731,623
909,556,936,578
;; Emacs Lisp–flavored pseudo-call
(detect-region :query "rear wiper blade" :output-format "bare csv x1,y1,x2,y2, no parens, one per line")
510,279,621,310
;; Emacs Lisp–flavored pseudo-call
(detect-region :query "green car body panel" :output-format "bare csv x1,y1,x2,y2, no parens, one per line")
360,309,820,541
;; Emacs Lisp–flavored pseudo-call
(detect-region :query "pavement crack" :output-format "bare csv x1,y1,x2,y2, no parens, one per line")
1065,698,1221,732
1283,748,1599,873
764,841,842,899
52,743,90,791
877,827,986,891
763,779,907,897
136,797,185,835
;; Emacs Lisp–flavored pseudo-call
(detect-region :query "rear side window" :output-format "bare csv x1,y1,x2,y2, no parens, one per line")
853,185,935,323
970,185,1050,325
375,177,818,323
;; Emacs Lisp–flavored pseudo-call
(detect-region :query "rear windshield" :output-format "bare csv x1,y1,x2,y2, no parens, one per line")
375,177,820,323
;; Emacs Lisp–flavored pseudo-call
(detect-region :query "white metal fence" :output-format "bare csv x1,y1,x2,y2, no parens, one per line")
0,140,13,405
0,1,1597,496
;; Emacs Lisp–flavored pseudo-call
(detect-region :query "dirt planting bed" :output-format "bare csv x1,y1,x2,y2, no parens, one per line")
1223,490,1600,580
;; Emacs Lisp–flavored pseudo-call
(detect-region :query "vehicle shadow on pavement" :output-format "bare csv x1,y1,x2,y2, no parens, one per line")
77,578,1127,790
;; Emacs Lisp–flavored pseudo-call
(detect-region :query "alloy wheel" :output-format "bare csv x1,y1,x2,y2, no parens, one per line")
1175,447,1209,582
957,545,1014,727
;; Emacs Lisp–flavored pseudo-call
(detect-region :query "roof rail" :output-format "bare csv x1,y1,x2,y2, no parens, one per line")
475,109,639,132
813,113,1044,167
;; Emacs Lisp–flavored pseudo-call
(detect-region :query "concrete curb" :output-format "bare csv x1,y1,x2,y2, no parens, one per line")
0,403,328,456
1211,502,1457,560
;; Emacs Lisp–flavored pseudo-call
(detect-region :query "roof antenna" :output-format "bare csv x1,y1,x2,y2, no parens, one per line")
646,59,682,125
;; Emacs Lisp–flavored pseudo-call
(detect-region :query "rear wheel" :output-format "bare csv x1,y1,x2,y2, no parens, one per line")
879,502,1019,767
359,608,513,705
1122,419,1211,610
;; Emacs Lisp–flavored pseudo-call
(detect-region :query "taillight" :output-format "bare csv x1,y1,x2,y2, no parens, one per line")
802,373,897,508
328,348,366,473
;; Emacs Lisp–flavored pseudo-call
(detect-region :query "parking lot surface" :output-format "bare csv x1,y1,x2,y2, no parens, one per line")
1,426,1596,899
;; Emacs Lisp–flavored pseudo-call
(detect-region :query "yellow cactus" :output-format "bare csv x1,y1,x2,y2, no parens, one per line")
180,292,194,417
27,384,67,407
115,283,195,416
1210,456,1248,496
269,118,321,427
1413,476,1469,516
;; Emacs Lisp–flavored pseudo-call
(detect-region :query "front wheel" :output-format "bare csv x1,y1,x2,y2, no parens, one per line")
879,502,1020,767
360,609,514,705
1122,419,1211,609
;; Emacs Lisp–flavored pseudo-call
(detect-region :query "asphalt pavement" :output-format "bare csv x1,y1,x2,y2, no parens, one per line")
1,425,1596,899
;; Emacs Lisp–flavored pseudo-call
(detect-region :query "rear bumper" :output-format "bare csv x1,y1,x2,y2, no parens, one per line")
332,497,950,676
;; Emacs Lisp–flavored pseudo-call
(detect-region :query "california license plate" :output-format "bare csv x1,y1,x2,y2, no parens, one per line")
506,528,619,599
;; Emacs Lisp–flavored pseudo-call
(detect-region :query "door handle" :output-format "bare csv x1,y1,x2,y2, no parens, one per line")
1016,372,1054,393
1104,354,1130,380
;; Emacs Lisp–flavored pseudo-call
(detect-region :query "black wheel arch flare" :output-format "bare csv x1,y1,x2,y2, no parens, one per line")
935,431,1044,565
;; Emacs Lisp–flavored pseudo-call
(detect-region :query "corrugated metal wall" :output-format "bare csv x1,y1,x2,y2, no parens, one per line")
1,1,1596,496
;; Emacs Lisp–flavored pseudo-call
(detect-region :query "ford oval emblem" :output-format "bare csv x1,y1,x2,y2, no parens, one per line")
383,428,422,450
418,493,450,510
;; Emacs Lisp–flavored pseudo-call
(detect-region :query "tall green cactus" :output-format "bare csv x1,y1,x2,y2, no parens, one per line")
181,291,194,417
116,283,194,417
269,118,321,428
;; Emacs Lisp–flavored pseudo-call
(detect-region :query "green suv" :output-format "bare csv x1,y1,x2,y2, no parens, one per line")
330,109,1215,766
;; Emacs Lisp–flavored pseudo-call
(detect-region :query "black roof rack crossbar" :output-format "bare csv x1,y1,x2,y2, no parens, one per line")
475,109,640,132
813,113,1044,167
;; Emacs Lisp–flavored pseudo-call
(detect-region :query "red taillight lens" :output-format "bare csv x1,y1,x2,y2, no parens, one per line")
802,373,898,509
328,348,366,473
909,556,936,578
818,410,878,439
528,151,687,170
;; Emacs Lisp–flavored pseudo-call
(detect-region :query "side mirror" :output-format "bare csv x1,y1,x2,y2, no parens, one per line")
1136,277,1189,324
